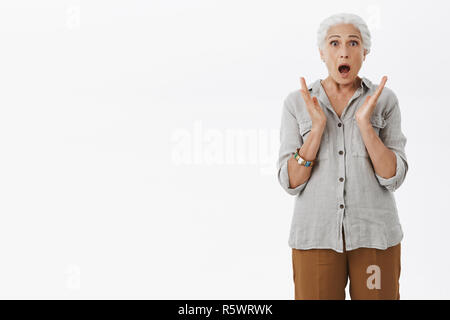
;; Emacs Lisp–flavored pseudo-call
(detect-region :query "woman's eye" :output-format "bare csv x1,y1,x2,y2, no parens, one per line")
350,41,359,46
330,41,338,46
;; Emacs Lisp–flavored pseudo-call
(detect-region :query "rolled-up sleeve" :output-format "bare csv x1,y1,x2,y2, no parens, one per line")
277,95,308,196
375,99,408,192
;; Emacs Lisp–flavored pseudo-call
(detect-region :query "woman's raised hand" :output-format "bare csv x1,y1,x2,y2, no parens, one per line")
299,77,327,130
355,76,388,126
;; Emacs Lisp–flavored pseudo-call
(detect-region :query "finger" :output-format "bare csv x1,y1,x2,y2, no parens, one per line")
299,88,308,101
299,77,311,100
372,75,388,101
312,96,320,109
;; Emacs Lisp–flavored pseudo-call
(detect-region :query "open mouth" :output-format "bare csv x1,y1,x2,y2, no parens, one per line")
338,63,351,74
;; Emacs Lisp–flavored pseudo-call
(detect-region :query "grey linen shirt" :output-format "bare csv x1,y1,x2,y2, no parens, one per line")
277,76,408,253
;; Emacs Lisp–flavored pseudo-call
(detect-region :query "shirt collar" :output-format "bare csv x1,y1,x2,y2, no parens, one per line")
308,76,372,94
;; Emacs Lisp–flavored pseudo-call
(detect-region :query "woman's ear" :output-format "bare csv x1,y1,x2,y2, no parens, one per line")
319,49,324,62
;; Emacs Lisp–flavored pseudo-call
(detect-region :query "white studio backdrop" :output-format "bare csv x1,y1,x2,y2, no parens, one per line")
0,0,448,299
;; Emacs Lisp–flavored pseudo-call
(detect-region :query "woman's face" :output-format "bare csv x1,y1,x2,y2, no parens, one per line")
319,23,367,85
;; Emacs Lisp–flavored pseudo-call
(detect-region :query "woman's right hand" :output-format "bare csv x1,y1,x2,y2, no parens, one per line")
299,77,327,131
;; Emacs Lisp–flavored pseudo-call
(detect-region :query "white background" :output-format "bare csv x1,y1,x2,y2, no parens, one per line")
0,0,448,299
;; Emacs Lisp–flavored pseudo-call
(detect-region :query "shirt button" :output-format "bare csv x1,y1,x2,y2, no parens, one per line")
339,177,344,182
339,150,344,155
338,123,342,127
340,204,345,209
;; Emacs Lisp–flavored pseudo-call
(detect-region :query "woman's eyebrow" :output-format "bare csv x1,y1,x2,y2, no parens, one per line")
328,34,361,40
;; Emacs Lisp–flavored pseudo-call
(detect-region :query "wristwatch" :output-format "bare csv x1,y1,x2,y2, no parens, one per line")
294,148,315,168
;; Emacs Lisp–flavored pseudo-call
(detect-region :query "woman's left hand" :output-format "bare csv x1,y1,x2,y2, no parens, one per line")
355,76,388,126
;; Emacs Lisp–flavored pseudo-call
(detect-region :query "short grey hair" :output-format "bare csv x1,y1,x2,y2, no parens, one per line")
317,13,371,55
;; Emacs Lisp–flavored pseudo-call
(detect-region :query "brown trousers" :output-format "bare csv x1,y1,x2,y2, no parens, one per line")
292,228,401,300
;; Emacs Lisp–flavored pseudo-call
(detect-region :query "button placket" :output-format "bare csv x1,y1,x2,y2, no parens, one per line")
337,121,346,217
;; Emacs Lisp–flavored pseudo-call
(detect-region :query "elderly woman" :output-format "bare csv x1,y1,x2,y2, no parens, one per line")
277,13,408,300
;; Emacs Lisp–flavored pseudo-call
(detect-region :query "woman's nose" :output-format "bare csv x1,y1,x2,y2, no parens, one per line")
340,48,349,58
340,50,349,58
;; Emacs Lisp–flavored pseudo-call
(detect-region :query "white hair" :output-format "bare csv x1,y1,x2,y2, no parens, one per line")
317,13,371,55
